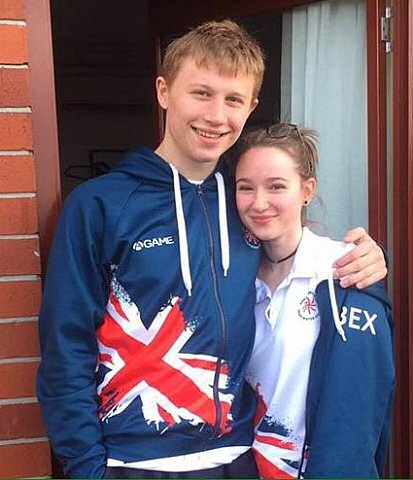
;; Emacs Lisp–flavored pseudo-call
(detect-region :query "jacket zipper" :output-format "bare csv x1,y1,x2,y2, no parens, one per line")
196,184,227,438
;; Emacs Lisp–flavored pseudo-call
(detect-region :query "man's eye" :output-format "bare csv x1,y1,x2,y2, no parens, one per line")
227,96,243,105
194,90,210,98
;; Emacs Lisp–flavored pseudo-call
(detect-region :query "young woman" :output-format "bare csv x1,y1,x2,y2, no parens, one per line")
233,124,395,479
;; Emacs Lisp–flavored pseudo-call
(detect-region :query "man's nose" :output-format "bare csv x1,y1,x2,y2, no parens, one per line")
203,98,226,124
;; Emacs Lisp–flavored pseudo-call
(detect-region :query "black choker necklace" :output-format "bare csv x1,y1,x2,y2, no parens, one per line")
263,244,299,265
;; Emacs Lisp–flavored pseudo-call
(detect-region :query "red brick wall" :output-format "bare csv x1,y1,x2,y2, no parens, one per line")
0,0,51,476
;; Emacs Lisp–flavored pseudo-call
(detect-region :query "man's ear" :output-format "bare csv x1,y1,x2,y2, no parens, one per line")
156,76,168,110
249,98,259,116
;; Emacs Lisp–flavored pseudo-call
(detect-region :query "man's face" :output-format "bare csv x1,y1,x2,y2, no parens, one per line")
156,58,258,180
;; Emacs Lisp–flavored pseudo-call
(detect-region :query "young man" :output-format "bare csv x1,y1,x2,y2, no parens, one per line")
37,20,386,479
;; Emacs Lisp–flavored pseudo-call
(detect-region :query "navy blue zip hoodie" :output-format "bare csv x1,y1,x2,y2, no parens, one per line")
301,280,395,478
37,148,260,478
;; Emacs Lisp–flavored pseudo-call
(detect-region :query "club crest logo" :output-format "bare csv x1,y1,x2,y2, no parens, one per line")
298,292,319,321
244,228,260,249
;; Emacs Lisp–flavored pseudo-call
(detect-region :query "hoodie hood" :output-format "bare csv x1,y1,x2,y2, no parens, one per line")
112,147,229,186
112,147,175,186
112,147,230,296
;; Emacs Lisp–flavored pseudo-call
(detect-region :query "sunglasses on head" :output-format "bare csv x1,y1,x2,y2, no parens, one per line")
265,123,313,176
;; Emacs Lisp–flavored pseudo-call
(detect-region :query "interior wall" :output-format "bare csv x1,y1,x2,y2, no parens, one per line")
241,13,282,127
56,106,153,196
50,0,154,198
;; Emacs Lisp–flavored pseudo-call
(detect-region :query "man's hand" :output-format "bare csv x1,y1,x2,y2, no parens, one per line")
333,227,387,289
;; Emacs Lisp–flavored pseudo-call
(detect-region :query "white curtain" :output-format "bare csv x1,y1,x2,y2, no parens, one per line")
281,0,367,239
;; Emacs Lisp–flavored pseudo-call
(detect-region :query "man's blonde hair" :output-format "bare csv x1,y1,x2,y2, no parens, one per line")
160,19,265,99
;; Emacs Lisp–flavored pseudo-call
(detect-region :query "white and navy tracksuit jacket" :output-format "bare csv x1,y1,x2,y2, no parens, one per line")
247,227,394,479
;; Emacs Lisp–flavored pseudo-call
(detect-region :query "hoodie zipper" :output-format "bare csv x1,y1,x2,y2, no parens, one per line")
196,183,227,438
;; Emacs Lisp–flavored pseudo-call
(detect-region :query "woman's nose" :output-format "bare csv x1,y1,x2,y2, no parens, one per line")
251,192,268,211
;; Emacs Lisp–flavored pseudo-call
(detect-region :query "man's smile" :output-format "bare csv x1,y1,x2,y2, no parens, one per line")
192,127,229,139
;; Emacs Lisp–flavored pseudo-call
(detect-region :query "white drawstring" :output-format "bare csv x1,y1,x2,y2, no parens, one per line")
327,272,347,342
215,172,230,276
170,164,192,297
169,166,231,296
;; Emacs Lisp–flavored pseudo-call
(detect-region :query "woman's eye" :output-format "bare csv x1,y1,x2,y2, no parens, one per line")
269,183,285,190
237,184,253,192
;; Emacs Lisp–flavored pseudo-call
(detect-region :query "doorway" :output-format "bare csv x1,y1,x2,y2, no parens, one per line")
47,0,395,477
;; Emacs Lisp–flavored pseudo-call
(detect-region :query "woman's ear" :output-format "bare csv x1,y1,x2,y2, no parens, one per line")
156,76,169,110
303,178,317,204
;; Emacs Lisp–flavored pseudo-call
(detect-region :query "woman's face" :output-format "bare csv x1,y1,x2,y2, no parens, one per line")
235,146,316,242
